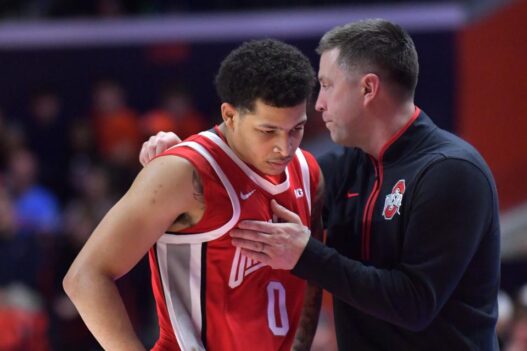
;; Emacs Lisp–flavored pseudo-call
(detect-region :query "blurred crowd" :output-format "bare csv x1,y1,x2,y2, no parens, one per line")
497,287,527,351
0,79,209,350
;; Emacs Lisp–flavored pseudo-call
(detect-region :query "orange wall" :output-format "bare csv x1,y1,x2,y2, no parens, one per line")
457,0,527,209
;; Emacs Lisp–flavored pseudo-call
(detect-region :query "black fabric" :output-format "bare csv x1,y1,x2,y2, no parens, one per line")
293,110,500,350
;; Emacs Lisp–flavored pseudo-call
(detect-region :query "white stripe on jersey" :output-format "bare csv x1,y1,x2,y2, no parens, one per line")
158,140,241,244
156,242,205,350
294,149,312,215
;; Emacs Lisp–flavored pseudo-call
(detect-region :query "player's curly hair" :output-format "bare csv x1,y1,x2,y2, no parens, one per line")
215,39,315,112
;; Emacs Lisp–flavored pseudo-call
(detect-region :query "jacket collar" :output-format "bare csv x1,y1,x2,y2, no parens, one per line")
377,107,437,165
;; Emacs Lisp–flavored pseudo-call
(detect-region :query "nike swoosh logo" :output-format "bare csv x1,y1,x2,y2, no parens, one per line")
347,192,359,198
240,189,256,200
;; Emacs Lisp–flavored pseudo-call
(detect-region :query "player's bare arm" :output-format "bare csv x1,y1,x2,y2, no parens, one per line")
167,168,205,232
292,174,325,351
63,155,204,351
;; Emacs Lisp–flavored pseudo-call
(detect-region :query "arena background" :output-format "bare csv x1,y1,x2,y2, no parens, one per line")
0,0,525,349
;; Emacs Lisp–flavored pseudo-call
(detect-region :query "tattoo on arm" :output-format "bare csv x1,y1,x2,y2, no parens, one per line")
292,284,323,351
192,169,205,209
310,172,325,242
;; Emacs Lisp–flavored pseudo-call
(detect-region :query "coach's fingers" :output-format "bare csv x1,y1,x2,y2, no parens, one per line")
230,228,272,244
145,135,157,164
231,237,267,253
240,248,270,265
270,199,302,224
156,132,181,156
139,141,149,166
140,132,182,166
140,139,155,166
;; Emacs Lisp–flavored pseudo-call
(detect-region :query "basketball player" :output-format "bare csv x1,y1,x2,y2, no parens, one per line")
140,20,500,350
63,39,323,351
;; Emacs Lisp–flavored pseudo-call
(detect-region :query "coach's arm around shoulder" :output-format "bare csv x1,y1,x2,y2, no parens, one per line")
63,155,199,351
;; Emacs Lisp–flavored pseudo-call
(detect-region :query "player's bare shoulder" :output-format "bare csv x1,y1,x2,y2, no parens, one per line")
144,155,206,232
136,155,206,231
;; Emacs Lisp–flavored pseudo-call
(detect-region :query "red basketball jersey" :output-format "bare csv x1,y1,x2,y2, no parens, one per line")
149,130,320,351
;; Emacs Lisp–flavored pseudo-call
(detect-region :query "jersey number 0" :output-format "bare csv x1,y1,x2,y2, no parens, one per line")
266,281,289,336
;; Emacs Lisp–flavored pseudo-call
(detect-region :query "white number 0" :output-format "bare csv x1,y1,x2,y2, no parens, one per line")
266,281,289,336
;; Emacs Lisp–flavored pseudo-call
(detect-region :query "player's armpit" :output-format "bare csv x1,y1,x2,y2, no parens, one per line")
72,155,201,280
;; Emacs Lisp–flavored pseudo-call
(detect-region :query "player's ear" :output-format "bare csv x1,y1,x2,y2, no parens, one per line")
221,103,238,129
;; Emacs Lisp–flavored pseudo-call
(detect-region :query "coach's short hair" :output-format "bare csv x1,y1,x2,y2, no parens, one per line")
317,19,419,99
215,39,315,111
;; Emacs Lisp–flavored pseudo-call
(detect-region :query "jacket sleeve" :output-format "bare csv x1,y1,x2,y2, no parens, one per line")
292,158,498,331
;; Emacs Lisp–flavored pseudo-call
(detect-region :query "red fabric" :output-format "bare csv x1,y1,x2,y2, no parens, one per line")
149,133,320,351
0,308,49,351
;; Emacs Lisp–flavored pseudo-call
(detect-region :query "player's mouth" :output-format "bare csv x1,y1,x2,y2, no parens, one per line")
267,158,291,168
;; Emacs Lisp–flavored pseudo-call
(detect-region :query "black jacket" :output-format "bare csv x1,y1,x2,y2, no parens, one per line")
293,109,500,350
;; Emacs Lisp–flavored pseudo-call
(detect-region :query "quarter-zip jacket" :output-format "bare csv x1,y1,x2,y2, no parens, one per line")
293,109,500,350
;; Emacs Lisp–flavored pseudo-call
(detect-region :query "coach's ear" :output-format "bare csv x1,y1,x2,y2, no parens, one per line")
220,103,239,130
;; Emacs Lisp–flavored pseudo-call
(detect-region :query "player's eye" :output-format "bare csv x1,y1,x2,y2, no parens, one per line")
259,129,275,135
290,126,304,134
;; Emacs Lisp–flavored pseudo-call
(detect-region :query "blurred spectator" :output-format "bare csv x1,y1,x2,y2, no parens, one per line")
0,108,25,173
65,164,115,228
96,0,125,17
24,87,69,201
49,189,106,350
498,289,515,348
0,283,50,351
67,118,101,197
0,184,42,293
0,109,10,172
504,306,527,351
5,148,61,236
141,84,208,140
91,79,142,193
91,79,142,167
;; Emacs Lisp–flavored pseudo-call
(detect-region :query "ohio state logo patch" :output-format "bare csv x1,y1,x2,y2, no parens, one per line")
382,179,406,220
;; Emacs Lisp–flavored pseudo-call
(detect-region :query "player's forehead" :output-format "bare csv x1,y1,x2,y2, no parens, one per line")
245,99,307,129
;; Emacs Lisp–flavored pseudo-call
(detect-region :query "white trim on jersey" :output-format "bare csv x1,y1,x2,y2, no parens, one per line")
200,131,291,195
189,244,203,340
155,135,314,349
158,141,241,244
156,242,206,351
294,149,312,215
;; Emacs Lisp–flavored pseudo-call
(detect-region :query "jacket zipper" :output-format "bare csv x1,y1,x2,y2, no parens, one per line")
359,107,420,261
361,156,384,260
